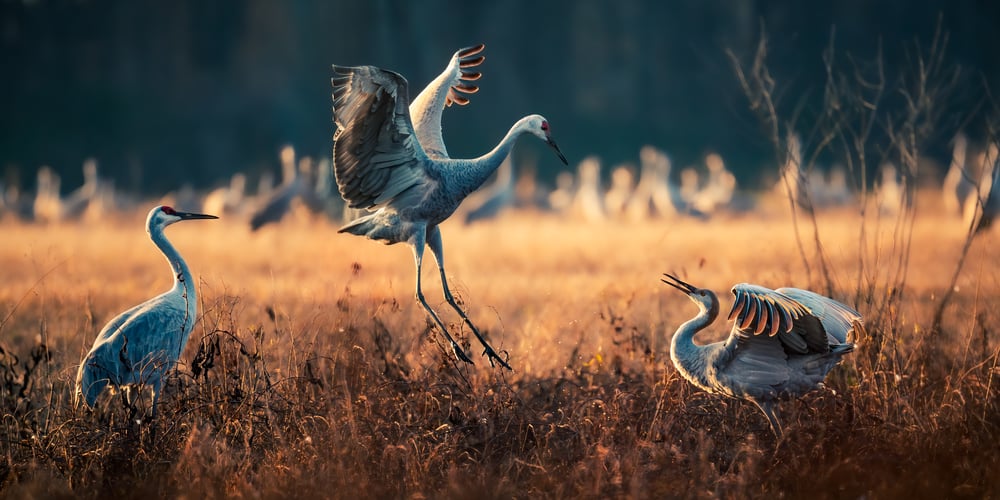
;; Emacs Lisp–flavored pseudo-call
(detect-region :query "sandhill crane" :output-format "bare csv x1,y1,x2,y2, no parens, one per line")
32,166,61,223
943,132,973,216
203,172,247,218
877,162,907,216
250,146,329,231
547,171,575,213
62,158,101,221
1,182,32,222
249,145,312,231
32,159,110,223
76,205,217,415
603,165,635,218
966,141,999,233
774,132,811,210
512,161,553,211
679,167,700,206
824,165,853,207
626,145,675,220
690,153,736,214
661,273,862,437
332,44,567,369
571,156,605,221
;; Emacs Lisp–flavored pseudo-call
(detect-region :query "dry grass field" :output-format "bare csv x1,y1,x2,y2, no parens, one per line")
1,192,998,498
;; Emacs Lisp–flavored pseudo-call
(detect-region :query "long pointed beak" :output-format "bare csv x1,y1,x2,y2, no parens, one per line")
547,137,569,165
177,211,219,221
661,273,696,295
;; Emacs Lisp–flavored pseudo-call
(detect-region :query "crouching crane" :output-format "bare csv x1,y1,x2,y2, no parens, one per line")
661,273,862,437
75,205,217,415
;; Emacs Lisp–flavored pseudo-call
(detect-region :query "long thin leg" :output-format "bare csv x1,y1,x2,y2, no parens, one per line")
411,228,473,365
754,400,783,439
427,226,511,370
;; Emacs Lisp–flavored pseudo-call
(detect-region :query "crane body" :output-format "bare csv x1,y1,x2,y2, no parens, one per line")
662,273,862,437
332,45,567,369
76,205,217,414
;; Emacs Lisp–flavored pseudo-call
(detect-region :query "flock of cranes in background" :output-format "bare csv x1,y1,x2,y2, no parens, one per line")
1,132,998,232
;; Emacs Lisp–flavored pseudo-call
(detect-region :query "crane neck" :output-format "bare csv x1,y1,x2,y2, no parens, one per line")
456,118,531,197
148,224,196,304
670,300,719,382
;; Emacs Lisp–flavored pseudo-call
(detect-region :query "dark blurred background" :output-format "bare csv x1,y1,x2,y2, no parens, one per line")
1,0,997,196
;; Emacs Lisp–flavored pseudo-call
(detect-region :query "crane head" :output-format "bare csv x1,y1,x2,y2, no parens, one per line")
148,205,219,232
524,115,568,166
662,273,719,316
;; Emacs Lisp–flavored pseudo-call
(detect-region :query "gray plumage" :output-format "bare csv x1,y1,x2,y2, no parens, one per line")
331,44,567,369
662,273,862,437
75,205,217,414
461,155,515,224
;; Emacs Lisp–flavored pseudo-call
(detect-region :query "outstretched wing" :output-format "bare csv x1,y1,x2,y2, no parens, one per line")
408,44,485,159
727,283,848,355
716,284,861,398
776,287,862,344
331,65,432,210
713,284,814,392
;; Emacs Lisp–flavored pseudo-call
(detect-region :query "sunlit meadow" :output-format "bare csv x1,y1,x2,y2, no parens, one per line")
1,192,998,498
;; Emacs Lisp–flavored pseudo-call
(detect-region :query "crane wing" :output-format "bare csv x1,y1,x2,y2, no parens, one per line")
78,296,191,404
408,44,485,159
332,65,433,210
776,287,862,344
727,283,846,355
720,331,790,389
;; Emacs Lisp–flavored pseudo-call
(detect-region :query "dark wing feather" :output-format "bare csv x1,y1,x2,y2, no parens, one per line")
727,283,822,354
331,65,431,210
776,288,862,344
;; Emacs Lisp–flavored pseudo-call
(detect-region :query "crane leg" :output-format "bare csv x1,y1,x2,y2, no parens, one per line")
411,231,473,365
427,227,512,371
754,400,784,439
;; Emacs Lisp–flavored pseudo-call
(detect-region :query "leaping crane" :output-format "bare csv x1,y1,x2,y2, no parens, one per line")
331,44,567,370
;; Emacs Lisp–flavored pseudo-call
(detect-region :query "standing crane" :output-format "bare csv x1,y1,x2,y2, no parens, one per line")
331,44,568,370
76,205,217,415
661,273,862,437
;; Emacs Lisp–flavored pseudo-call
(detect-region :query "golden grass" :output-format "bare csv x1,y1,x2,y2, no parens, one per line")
1,192,998,498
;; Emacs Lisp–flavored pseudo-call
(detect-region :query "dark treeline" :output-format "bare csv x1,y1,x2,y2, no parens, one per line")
1,0,997,195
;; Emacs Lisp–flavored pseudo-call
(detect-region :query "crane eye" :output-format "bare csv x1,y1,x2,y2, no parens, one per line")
540,121,549,131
